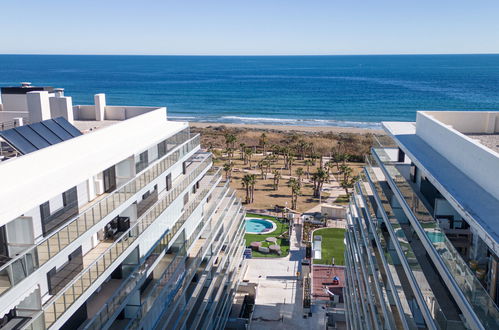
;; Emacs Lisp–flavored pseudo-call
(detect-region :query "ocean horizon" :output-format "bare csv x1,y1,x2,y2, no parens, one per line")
1,54,499,128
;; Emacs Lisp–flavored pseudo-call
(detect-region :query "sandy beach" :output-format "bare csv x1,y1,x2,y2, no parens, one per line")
190,121,385,135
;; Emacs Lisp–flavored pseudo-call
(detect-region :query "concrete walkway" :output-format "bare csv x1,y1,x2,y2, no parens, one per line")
245,218,326,330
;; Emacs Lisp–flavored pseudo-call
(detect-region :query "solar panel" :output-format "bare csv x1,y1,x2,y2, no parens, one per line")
41,120,73,140
15,126,51,149
53,117,83,137
29,122,63,145
0,117,82,155
0,129,37,154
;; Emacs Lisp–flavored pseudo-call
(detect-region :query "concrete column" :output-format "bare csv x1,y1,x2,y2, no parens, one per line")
49,96,74,123
26,91,51,123
485,112,496,133
94,93,106,121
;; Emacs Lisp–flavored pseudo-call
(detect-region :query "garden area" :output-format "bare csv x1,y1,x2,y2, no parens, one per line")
313,228,346,265
244,213,290,258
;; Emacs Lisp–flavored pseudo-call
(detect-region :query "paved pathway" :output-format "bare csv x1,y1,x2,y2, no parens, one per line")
245,218,326,330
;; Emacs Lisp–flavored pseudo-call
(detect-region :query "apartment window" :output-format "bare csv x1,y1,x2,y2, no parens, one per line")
63,186,78,207
183,193,189,207
182,161,187,175
136,151,149,173
165,173,172,191
40,187,79,235
158,140,167,158
47,246,83,295
103,166,116,193
40,201,50,220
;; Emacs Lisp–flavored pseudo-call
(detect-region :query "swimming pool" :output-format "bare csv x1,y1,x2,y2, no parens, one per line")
245,218,276,234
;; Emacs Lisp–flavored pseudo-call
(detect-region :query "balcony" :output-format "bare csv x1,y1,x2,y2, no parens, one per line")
0,131,198,301
143,194,243,328
372,146,499,329
22,153,211,329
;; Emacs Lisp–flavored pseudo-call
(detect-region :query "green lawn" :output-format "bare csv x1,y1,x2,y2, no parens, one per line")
245,213,290,257
313,228,346,265
334,194,350,204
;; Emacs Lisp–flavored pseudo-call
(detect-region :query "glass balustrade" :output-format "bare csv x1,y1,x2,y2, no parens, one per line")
82,170,224,330
0,132,199,299
23,153,211,330
137,195,241,325
365,160,445,329
372,146,499,329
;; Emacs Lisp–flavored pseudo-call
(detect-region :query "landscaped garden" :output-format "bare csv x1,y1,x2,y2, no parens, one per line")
312,228,346,265
244,213,290,257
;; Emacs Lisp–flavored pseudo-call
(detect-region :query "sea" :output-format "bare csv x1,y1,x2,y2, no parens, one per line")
1,54,499,129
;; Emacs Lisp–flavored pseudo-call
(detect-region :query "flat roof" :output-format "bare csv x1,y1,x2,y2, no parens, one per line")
465,133,499,154
383,121,499,253
0,108,188,225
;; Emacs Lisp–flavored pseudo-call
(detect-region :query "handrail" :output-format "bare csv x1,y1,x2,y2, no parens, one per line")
81,170,223,330
0,131,198,300
372,147,499,329
135,193,241,327
22,154,211,330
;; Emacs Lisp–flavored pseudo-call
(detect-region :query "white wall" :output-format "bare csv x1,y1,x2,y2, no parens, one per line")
425,111,498,133
416,112,499,200
1,94,28,112
0,108,188,226
49,194,64,213
77,180,89,209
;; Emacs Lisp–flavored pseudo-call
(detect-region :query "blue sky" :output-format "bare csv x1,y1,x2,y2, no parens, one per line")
1,0,498,55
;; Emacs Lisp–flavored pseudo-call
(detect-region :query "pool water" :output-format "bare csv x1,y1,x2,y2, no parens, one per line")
245,218,274,234
427,231,445,243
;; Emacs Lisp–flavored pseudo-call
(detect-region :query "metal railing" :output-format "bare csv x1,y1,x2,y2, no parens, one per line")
133,194,241,328
372,146,499,329
23,154,211,330
81,169,223,330
0,131,198,299
138,188,236,323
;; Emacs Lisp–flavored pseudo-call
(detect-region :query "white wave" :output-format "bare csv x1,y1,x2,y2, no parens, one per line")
211,115,381,129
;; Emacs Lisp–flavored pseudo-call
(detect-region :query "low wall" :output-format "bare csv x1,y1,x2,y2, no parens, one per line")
416,111,499,200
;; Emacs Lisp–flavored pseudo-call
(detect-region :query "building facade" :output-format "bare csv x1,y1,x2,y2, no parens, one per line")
0,84,246,329
345,111,499,329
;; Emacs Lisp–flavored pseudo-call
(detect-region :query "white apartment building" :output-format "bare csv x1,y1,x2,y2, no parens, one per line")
345,111,499,329
0,83,246,330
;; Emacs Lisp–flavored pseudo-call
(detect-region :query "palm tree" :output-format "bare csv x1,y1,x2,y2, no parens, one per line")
257,160,268,179
225,147,234,161
249,174,257,203
259,133,268,155
241,174,251,204
272,170,281,191
295,167,304,185
304,159,313,179
282,146,291,170
224,133,237,151
312,167,328,198
339,164,356,195
239,143,246,161
244,147,254,168
288,178,301,210
223,162,233,181
241,174,256,204
287,155,295,176
296,140,309,160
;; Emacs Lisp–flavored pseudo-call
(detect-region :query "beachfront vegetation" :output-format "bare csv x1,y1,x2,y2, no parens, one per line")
313,228,346,265
195,126,369,212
